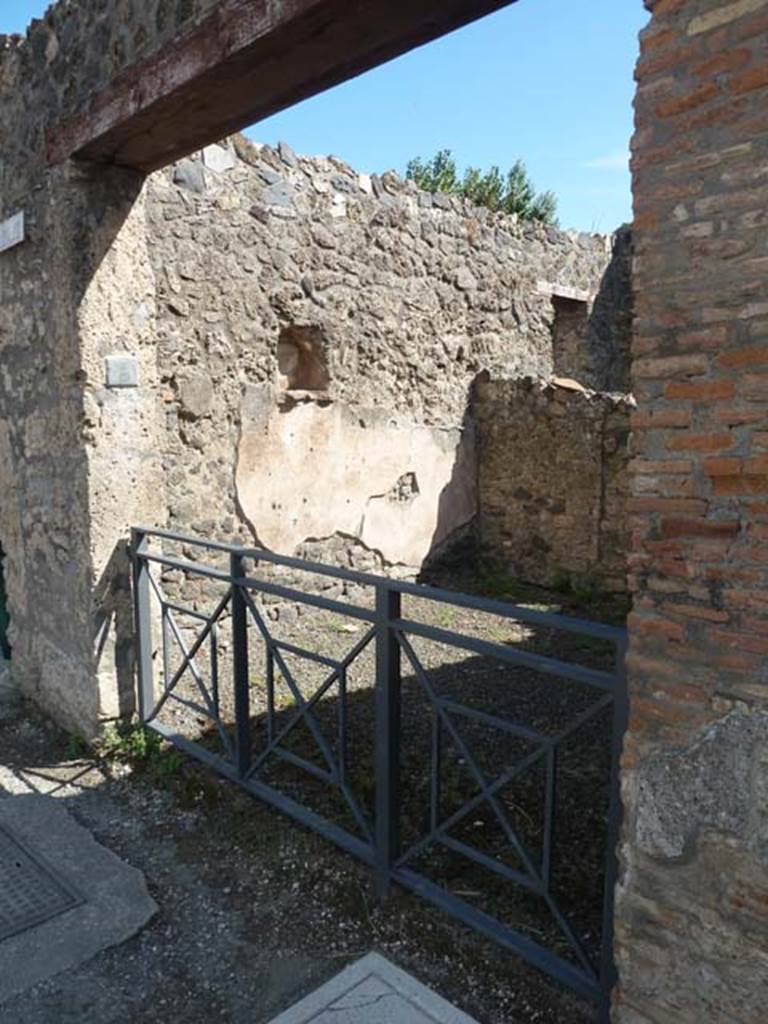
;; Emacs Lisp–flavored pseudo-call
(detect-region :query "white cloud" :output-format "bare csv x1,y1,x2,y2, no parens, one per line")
584,152,630,171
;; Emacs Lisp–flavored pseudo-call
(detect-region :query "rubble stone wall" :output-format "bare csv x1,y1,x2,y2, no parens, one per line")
474,376,632,592
143,137,628,573
0,3,632,736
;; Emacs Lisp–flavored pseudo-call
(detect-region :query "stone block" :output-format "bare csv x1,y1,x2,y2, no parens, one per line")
173,158,206,193
202,143,236,173
278,140,298,167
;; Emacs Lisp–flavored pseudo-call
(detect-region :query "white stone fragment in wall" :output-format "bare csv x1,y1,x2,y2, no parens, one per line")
202,143,236,173
0,211,24,253
330,193,347,218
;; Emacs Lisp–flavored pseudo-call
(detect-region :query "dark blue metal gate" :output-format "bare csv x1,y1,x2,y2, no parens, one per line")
132,527,627,1020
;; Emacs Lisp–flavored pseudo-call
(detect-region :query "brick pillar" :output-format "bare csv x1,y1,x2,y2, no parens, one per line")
618,1,768,1020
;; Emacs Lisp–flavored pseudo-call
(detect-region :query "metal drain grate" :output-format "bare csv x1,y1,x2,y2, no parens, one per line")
0,823,83,941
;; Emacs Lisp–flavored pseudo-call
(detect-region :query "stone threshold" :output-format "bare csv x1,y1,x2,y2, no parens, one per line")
266,952,481,1024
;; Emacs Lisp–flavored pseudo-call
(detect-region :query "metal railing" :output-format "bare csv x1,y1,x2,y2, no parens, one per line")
132,527,627,1020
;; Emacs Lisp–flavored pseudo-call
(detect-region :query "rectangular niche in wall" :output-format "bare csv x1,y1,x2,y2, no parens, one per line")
551,293,590,384
277,325,331,399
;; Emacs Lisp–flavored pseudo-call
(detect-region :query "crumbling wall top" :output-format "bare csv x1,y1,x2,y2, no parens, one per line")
225,134,615,253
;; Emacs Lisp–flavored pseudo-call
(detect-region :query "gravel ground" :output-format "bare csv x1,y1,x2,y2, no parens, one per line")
0,569,625,1024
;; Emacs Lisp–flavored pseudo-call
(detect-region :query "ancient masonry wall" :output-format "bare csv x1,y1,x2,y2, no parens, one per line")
3,0,768,1019
473,376,632,592
0,0,224,732
0,1,633,735
619,1,768,1021
143,136,627,575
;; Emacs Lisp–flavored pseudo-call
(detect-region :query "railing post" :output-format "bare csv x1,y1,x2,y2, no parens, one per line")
598,631,629,1024
375,584,401,900
231,551,252,779
132,528,155,723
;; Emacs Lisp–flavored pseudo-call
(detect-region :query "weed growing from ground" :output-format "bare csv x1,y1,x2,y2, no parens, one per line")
67,721,188,784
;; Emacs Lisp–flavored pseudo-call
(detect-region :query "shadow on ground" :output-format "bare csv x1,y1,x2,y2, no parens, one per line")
0,678,602,1024
0,566,625,1024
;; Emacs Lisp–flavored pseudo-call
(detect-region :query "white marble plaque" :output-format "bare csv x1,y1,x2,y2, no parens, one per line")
0,212,24,254
105,354,139,388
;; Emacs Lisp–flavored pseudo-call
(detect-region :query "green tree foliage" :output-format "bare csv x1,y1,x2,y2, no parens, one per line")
405,149,558,225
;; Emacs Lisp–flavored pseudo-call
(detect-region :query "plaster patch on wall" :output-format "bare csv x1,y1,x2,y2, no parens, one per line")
236,386,476,567
635,710,768,863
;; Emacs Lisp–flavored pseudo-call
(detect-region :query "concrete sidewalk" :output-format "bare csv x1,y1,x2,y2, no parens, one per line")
0,794,157,1002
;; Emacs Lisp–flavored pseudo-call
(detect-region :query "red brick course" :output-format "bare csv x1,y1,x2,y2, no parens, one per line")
620,2,768,1019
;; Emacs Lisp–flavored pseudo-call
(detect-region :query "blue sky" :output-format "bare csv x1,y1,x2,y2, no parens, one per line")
6,1,648,231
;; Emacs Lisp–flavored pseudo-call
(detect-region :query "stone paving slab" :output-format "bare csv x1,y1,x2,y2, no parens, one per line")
267,952,481,1024
0,794,157,1003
